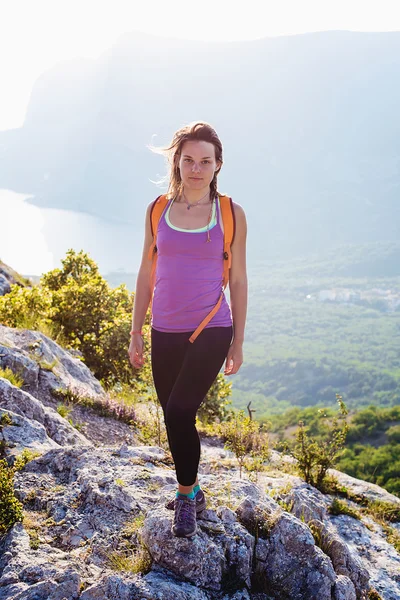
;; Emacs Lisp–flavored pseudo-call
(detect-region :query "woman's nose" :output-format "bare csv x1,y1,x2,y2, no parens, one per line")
191,162,201,173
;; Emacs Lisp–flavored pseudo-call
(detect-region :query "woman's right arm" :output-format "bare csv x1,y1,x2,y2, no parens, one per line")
131,201,155,332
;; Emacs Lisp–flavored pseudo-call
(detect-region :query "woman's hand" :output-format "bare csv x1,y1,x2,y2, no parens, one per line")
128,334,145,369
224,340,243,376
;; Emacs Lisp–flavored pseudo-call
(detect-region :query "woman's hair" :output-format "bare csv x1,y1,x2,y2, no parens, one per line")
149,121,223,200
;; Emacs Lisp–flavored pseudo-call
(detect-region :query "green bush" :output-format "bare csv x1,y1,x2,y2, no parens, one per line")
0,458,24,535
387,424,400,444
277,394,349,491
198,373,233,425
338,443,400,496
0,284,53,330
219,410,266,478
0,249,152,390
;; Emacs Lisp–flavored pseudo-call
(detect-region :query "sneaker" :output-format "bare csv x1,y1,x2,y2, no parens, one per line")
171,494,197,537
165,488,206,514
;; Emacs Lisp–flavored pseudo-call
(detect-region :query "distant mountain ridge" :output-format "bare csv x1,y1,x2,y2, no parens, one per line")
1,30,400,261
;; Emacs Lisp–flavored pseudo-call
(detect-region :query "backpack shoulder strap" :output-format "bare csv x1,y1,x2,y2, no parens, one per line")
147,194,169,261
147,194,169,322
219,194,236,287
188,193,235,343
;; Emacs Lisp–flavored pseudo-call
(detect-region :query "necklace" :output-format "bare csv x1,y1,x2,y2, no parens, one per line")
172,195,215,242
181,189,210,210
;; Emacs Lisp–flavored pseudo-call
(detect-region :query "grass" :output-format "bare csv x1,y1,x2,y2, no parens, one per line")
56,404,72,418
107,545,152,574
267,482,295,512
320,476,400,553
0,366,24,387
51,386,137,426
21,510,43,549
368,590,383,599
328,497,361,520
108,512,153,574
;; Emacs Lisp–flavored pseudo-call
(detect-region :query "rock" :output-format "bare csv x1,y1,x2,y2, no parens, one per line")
0,406,61,457
330,468,400,507
140,500,254,591
307,518,369,597
282,482,328,521
133,567,212,599
333,575,357,600
329,511,400,600
0,324,107,406
0,324,137,446
0,378,91,460
0,261,28,296
236,497,336,600
0,322,397,599
79,574,142,600
0,523,90,600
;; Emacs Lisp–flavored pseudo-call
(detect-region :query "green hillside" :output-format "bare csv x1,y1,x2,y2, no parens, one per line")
265,403,400,497
232,241,400,417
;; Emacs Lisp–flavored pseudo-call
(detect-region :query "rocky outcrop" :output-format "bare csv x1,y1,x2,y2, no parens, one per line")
0,324,399,599
0,444,376,600
0,324,137,446
0,261,30,296
0,378,91,459
0,324,106,405
2,437,399,599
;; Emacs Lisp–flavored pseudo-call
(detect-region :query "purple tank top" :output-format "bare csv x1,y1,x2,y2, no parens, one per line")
151,196,233,332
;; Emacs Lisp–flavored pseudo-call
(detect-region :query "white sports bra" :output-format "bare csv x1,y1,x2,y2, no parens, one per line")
165,196,224,233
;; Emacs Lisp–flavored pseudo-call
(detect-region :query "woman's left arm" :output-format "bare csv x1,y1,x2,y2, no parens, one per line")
224,202,248,376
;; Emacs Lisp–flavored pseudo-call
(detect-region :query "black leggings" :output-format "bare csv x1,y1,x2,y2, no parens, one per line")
151,325,234,486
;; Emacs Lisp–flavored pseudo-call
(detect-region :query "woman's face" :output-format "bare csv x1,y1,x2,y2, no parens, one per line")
178,140,221,192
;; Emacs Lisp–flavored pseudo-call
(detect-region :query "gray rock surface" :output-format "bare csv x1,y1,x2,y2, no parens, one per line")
0,262,27,296
0,377,91,459
0,324,398,599
0,324,137,446
0,324,106,405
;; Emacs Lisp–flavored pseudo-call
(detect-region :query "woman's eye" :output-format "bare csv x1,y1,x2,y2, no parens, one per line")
202,160,210,164
184,158,192,162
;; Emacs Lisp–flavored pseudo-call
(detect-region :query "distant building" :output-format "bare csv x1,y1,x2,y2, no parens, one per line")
318,290,336,301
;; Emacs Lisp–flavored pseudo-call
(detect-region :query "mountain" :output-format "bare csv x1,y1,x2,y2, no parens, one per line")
1,30,400,264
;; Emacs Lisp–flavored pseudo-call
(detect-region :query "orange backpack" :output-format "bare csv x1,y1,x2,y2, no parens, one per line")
147,193,236,343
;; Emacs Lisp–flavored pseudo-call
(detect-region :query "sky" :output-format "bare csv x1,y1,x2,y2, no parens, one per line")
1,0,400,131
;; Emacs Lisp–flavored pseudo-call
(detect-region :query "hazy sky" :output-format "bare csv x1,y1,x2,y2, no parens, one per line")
1,0,400,131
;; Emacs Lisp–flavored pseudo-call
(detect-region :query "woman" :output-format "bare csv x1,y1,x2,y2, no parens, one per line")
128,121,247,538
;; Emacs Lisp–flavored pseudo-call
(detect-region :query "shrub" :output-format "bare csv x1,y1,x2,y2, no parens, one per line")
0,458,24,535
387,424,400,444
368,589,383,599
219,410,267,478
277,393,349,491
197,373,233,425
135,398,169,450
244,426,270,482
0,249,152,391
13,449,42,471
